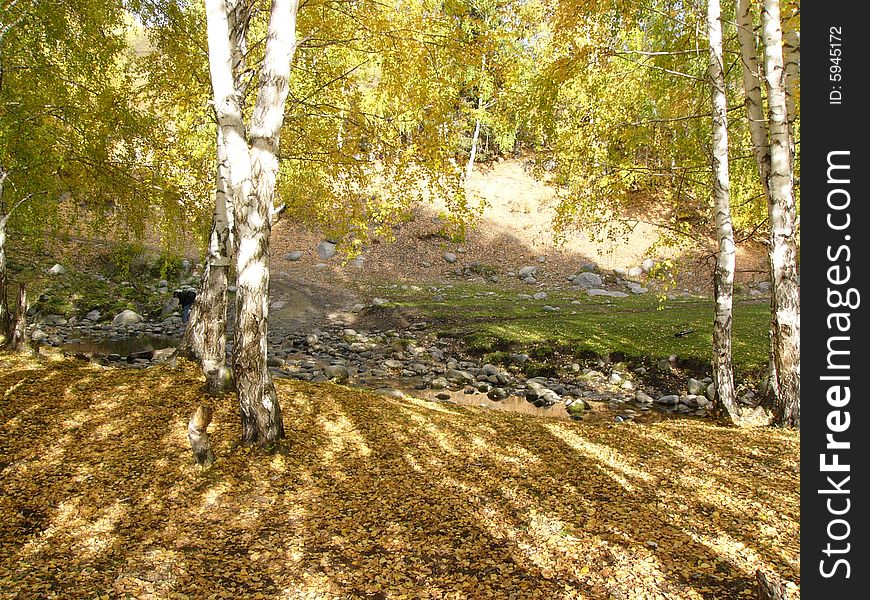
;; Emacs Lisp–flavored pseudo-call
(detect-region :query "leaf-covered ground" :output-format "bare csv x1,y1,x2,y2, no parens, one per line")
0,352,799,599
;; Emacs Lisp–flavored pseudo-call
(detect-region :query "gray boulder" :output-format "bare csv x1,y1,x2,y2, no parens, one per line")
316,240,337,260
323,365,350,383
443,252,457,263
573,272,603,289
112,310,143,327
518,266,539,278
287,250,304,261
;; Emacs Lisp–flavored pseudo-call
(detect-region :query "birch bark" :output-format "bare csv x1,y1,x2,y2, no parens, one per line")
707,0,740,424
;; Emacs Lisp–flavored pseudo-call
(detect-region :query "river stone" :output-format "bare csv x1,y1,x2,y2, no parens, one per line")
573,272,603,288
655,394,679,405
635,390,654,404
316,240,337,260
323,365,350,382
430,377,449,390
85,310,101,322
487,387,508,400
446,369,474,383
518,266,539,278
687,378,706,395
112,310,143,327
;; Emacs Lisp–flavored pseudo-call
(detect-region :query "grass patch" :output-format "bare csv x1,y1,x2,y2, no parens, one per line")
375,282,771,378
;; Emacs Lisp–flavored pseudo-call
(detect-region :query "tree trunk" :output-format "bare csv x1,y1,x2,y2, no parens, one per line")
707,0,740,425
180,128,234,395
205,0,298,444
181,0,248,395
0,214,8,337
466,117,481,180
188,405,216,467
9,282,27,352
736,0,771,198
761,0,800,427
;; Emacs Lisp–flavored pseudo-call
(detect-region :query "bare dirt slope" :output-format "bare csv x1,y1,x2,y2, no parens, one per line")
268,159,769,314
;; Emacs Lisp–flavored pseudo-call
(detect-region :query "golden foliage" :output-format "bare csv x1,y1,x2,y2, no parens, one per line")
0,352,798,598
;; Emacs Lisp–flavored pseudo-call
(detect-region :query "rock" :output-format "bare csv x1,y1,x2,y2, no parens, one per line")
518,266,539,278
628,266,644,278
608,373,623,385
578,262,598,273
430,377,449,390
372,298,388,306
151,348,176,364
160,297,180,319
287,250,304,261
517,293,533,300
38,314,67,326
706,382,717,401
641,258,657,273
522,276,537,284
112,310,143,327
85,310,101,322
443,252,457,263
655,394,680,405
510,353,529,364
572,272,603,288
626,282,648,294
316,240,337,260
446,369,474,383
487,387,508,400
323,365,350,383
635,390,654,404
384,359,403,369
687,378,706,396
31,329,48,343
542,305,559,312
532,292,547,300
436,392,452,400
47,263,66,276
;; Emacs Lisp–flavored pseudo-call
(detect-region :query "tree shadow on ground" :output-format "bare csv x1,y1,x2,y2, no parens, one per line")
0,353,798,599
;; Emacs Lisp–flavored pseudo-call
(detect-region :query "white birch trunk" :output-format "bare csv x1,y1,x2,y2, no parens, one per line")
183,0,247,394
707,0,741,425
204,0,298,444
762,0,800,427
0,214,8,336
180,128,233,394
736,0,770,197
466,117,481,180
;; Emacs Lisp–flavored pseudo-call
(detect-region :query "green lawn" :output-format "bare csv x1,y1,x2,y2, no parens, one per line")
370,282,771,377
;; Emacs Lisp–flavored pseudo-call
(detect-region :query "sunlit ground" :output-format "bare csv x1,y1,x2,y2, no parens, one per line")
0,352,799,599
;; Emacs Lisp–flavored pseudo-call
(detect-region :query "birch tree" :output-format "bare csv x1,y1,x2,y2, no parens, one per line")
180,0,250,394
706,0,740,423
760,0,799,426
736,0,800,427
204,0,298,443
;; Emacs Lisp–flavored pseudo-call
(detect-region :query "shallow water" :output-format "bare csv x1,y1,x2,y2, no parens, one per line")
62,334,178,356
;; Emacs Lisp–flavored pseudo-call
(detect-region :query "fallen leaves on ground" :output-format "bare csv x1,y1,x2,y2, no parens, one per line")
0,352,799,599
